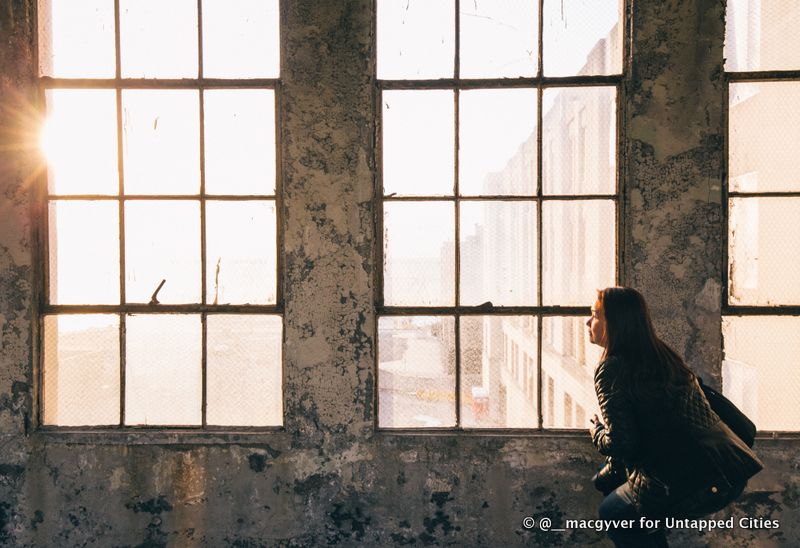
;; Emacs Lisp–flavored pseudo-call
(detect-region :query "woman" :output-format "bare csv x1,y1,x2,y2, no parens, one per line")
587,287,762,547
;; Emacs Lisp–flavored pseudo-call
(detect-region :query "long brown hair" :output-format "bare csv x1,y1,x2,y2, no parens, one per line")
597,287,695,393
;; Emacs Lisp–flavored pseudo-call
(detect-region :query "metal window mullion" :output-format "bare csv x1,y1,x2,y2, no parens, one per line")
453,0,461,423
114,0,126,427
197,0,209,427
536,0,544,428
373,0,383,427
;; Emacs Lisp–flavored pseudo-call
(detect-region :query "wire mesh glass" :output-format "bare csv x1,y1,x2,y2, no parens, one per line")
724,0,800,72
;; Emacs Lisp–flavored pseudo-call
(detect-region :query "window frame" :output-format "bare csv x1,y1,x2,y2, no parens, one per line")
373,0,628,432
34,0,285,432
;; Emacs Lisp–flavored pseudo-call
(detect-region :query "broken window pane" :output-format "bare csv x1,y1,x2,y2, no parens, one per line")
459,88,537,196
460,316,537,428
204,90,276,196
459,201,536,306
729,82,800,193
729,197,800,306
120,0,198,78
122,90,200,195
543,86,616,195
125,201,201,304
382,90,454,196
542,200,615,306
723,316,800,431
384,201,455,306
377,0,455,80
206,201,276,305
38,0,115,78
125,314,202,425
202,0,279,78
460,0,537,78
49,201,119,305
543,0,623,76
379,316,456,428
207,315,282,426
725,0,800,72
43,314,119,426
542,316,601,429
43,89,118,196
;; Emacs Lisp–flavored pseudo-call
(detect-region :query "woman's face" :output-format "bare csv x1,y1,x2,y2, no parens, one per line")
587,302,606,347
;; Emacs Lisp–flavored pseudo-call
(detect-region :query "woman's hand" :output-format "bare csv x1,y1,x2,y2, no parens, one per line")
589,414,603,436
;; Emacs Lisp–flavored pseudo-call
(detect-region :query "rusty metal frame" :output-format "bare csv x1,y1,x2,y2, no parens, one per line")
374,0,625,432
36,0,284,431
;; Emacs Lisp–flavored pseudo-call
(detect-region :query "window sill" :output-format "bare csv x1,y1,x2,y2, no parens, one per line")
32,428,288,445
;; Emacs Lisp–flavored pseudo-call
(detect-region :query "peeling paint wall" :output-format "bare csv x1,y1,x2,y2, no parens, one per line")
0,0,798,546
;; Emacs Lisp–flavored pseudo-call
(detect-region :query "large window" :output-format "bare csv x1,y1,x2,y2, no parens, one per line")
376,0,622,429
723,0,800,432
38,0,282,428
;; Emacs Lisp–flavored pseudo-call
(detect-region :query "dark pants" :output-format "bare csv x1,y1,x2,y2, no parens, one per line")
598,481,747,548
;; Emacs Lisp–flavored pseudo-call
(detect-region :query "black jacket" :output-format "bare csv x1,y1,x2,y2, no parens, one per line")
591,356,763,517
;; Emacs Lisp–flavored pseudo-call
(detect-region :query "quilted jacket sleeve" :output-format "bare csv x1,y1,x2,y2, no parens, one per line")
591,357,641,460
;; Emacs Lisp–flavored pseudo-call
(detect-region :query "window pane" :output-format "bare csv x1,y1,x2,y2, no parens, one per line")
460,0,537,78
729,197,800,306
43,89,118,195
729,82,800,193
125,201,201,304
725,0,800,72
207,315,282,426
460,201,536,306
49,201,119,305
38,0,115,77
543,0,623,76
461,316,537,428
125,314,201,425
378,316,456,428
382,90,454,196
120,0,198,78
204,90,276,195
384,201,455,306
206,201,276,305
43,314,119,425
122,90,200,195
377,0,454,79
459,89,536,196
542,316,601,429
723,316,800,431
543,86,616,195
542,200,615,305
202,0,279,78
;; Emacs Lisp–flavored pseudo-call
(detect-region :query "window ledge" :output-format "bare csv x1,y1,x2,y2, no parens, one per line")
32,428,288,445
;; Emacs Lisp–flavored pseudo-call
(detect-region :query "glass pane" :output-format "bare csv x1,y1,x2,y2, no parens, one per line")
384,202,455,306
207,315,282,426
543,86,616,195
459,89,536,196
378,316,456,428
125,201,201,304
204,90,276,195
460,316,537,429
122,90,200,195
43,315,119,426
460,201,536,306
382,90,454,196
542,200,615,305
729,82,800,193
202,0,279,78
120,0,198,78
729,197,800,306
460,0,537,78
377,0,454,79
125,314,201,425
542,316,601,428
49,201,119,305
543,0,623,76
725,0,800,72
723,316,800,431
206,201,276,305
42,89,118,195
38,0,115,77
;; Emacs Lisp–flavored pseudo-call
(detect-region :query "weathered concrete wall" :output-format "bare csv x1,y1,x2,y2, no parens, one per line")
0,0,798,546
